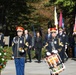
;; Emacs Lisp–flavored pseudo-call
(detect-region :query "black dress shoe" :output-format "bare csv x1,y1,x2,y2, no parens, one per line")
38,61,41,63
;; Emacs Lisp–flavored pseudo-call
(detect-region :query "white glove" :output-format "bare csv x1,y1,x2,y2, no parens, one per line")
65,45,67,49
46,52,51,56
22,50,24,53
52,50,58,54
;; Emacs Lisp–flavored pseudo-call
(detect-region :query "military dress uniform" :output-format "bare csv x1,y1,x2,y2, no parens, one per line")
58,27,68,63
50,27,59,75
12,26,26,75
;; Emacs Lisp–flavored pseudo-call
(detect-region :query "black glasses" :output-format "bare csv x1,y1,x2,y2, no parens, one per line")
17,31,22,32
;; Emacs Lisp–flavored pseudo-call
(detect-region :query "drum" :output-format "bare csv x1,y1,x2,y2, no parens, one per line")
45,53,65,74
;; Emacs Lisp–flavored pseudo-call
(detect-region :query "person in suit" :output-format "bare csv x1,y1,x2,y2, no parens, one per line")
34,31,43,63
24,30,32,62
0,30,5,47
12,26,26,75
73,32,76,58
44,28,52,52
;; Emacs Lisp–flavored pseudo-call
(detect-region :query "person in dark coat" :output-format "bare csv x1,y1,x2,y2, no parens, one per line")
0,31,5,47
73,32,76,58
44,28,52,52
57,27,68,63
12,26,26,75
34,31,43,63
24,30,32,62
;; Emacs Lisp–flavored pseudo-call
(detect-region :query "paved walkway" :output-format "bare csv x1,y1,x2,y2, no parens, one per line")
1,58,76,75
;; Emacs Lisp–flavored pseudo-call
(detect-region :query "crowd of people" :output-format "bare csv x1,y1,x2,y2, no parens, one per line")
11,26,69,75
0,26,76,75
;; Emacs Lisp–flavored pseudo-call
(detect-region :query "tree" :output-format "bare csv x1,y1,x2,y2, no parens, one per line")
49,0,76,34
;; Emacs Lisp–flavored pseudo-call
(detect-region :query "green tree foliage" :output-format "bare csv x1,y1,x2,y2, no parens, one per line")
0,0,31,36
49,0,76,34
0,0,75,38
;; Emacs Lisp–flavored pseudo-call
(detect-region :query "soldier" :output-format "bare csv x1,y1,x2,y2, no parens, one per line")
58,27,68,63
50,27,59,53
24,30,32,62
0,30,5,47
12,26,26,75
34,31,43,63
50,27,59,75
44,28,52,52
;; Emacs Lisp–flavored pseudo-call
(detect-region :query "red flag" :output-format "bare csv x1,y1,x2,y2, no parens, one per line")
59,11,62,27
73,15,76,32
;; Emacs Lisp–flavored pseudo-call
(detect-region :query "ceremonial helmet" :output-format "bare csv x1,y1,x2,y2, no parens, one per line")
16,26,24,31
50,27,57,32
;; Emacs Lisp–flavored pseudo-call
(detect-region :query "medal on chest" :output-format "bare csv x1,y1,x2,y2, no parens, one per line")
20,40,22,43
54,41,57,44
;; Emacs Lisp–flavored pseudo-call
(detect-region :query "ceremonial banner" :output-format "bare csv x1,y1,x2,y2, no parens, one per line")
54,7,58,29
73,15,76,32
59,11,62,27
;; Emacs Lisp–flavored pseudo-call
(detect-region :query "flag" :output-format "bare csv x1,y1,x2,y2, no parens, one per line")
73,15,76,32
62,18,64,29
59,11,62,27
54,7,58,29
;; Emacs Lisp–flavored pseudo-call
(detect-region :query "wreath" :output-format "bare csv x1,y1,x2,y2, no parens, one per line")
0,46,7,71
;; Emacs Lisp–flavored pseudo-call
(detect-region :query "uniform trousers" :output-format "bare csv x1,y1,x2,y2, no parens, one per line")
14,58,25,75
59,48,65,63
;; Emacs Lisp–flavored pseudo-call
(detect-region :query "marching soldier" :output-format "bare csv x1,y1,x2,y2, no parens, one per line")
34,31,43,63
50,27,59,75
50,27,59,54
58,27,68,63
0,30,5,47
24,30,32,62
12,26,26,75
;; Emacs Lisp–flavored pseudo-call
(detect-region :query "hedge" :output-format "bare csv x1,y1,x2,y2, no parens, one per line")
4,47,46,60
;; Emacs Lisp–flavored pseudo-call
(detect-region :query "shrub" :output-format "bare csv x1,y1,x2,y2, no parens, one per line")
4,47,46,60
0,46,7,71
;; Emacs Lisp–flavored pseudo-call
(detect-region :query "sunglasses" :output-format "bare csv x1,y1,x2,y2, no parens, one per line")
17,31,23,32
